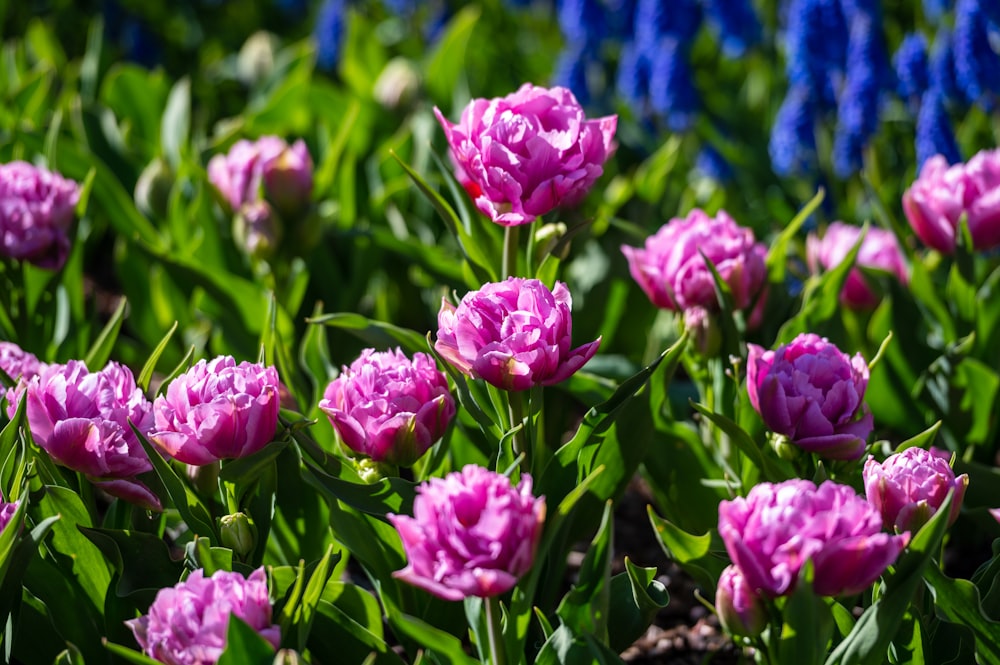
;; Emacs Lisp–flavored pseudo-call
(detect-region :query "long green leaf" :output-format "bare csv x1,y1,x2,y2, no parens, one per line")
83,296,127,369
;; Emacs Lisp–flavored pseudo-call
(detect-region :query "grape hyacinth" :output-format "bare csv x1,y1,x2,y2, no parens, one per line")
769,86,818,177
915,88,961,168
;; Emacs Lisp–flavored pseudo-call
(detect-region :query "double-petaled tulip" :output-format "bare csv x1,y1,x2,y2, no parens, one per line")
319,348,455,467
863,446,968,533
746,333,873,460
1,341,44,416
807,222,909,309
0,161,80,270
621,208,768,313
24,360,159,509
207,136,313,220
149,356,280,466
902,148,1000,253
435,277,600,391
126,567,280,665
718,479,909,598
435,83,616,226
389,465,545,600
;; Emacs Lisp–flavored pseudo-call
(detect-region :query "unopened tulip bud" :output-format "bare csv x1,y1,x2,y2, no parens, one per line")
683,306,721,357
134,158,173,219
716,565,766,637
237,31,278,87
234,200,281,260
273,649,302,665
373,57,420,110
220,512,256,559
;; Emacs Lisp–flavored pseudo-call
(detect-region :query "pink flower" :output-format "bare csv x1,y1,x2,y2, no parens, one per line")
0,498,19,536
863,447,968,533
207,136,313,218
0,161,80,270
718,479,909,598
621,208,768,313
902,149,1000,253
1,341,44,416
126,567,280,665
807,222,909,309
388,465,545,600
715,565,766,637
25,360,160,509
746,333,873,460
149,357,280,466
319,348,455,466
434,83,616,226
435,277,601,391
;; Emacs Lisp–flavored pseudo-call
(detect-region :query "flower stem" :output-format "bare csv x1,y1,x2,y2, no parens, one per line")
486,595,507,665
508,389,527,469
502,225,521,278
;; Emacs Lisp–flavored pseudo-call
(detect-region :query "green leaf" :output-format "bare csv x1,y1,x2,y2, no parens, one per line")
307,312,429,355
102,640,163,665
535,625,626,665
607,558,670,653
217,615,279,665
691,402,791,482
132,424,217,540
924,565,1000,665
557,502,613,642
895,421,942,453
160,76,190,168
78,526,182,598
647,506,727,591
295,544,342,649
83,296,127,370
137,320,178,392
779,564,833,665
381,592,479,665
423,6,481,104
766,188,824,283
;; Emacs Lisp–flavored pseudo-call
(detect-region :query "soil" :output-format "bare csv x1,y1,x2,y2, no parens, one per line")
611,478,744,665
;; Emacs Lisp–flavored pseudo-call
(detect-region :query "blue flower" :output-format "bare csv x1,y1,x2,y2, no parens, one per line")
701,0,762,58
769,86,818,177
695,144,733,182
915,88,961,168
928,30,960,102
785,0,849,109
922,0,952,20
615,40,651,109
893,33,929,109
553,45,593,106
648,37,700,131
314,0,346,72
557,0,608,43
632,0,702,49
954,0,1000,109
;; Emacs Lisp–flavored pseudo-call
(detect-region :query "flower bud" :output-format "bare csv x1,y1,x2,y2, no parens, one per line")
272,649,302,665
373,57,421,110
715,565,766,637
683,306,721,357
220,512,256,559
134,158,174,219
233,200,281,261
237,31,278,87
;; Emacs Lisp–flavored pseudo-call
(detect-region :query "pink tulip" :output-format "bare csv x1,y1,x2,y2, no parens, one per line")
0,161,80,270
621,208,767,313
746,333,873,460
319,348,455,466
435,83,616,226
126,567,280,665
435,277,600,391
807,222,908,309
208,136,313,218
715,564,766,637
389,465,545,600
719,479,909,597
864,447,968,533
902,149,1000,253
149,356,280,466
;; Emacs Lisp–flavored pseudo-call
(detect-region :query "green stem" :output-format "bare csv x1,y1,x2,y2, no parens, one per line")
502,224,521,279
524,220,537,277
508,390,527,470
486,595,507,665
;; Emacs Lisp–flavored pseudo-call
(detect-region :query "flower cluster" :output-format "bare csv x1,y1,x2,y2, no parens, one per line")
719,479,909,597
747,333,873,460
0,161,80,270
435,277,600,391
389,465,545,601
127,568,280,665
435,84,616,226
319,348,455,467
